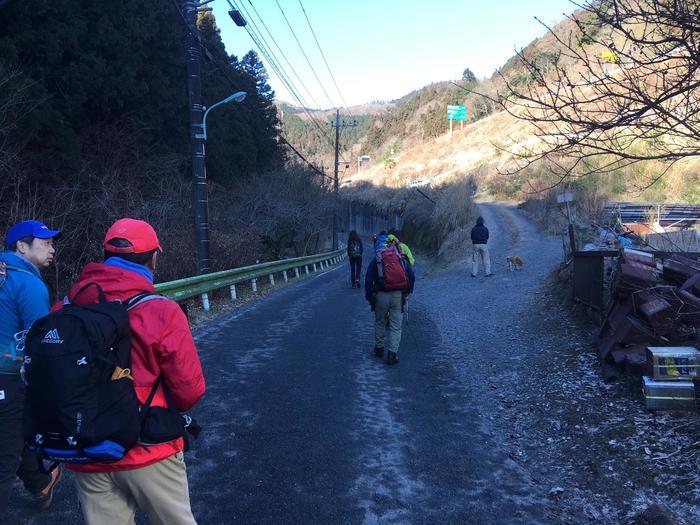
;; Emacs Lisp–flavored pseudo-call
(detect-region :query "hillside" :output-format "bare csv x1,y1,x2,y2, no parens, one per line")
342,6,700,206
277,12,593,183
278,102,378,163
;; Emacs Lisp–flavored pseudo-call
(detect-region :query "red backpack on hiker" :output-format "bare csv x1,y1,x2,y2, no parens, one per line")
377,247,409,291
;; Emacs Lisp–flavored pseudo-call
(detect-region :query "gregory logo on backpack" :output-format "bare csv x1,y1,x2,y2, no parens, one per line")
41,329,64,344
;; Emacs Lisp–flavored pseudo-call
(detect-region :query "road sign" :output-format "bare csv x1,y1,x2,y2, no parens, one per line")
447,105,467,121
556,192,575,204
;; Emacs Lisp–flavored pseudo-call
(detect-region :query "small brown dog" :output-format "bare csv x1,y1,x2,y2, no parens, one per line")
506,255,524,271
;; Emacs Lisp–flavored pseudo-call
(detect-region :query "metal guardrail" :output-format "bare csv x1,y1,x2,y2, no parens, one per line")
154,248,346,310
604,203,700,226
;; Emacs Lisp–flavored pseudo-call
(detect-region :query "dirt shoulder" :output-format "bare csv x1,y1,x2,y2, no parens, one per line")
497,261,700,524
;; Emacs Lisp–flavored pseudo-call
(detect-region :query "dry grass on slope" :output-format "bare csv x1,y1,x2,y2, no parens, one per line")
349,105,538,194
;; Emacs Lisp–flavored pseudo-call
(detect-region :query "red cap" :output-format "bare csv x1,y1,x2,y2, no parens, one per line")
103,218,163,254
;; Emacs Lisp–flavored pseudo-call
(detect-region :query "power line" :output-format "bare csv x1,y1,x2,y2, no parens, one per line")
297,0,349,111
279,137,334,181
227,0,335,148
273,0,337,109
228,0,311,107
245,0,323,111
232,0,316,109
233,0,335,147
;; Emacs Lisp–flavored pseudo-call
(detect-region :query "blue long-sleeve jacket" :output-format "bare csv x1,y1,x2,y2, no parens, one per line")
364,257,415,302
470,217,489,244
0,252,50,375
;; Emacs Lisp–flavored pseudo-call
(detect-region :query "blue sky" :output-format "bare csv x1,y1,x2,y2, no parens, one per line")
213,0,577,109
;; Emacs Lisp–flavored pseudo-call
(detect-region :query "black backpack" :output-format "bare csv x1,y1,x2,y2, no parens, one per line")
349,240,362,258
23,283,164,467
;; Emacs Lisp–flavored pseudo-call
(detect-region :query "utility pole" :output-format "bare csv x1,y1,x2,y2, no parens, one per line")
331,109,356,249
184,0,210,275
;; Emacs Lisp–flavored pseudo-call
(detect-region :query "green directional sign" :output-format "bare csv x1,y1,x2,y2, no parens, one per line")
447,105,467,121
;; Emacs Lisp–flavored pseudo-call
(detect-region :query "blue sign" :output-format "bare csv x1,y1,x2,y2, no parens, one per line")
447,105,467,121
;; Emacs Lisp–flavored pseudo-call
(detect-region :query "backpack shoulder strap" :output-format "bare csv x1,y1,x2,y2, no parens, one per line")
0,262,37,289
125,292,167,311
2,262,35,276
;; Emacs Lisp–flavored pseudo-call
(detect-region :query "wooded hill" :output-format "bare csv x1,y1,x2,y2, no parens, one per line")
0,1,333,295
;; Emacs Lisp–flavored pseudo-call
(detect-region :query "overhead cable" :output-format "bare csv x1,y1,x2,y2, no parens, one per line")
228,0,335,148
245,0,323,111
273,0,337,109
297,0,350,111
279,137,334,181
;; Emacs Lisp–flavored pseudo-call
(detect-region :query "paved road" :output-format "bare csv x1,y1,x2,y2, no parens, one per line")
7,203,567,524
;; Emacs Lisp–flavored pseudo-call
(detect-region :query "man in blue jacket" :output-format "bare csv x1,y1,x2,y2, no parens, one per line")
470,216,492,277
0,221,62,516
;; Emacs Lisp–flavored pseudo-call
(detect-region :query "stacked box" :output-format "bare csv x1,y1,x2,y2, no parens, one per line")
645,346,700,380
642,377,696,411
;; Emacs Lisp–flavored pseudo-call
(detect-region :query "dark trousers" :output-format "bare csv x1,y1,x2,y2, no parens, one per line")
349,257,362,286
0,374,49,514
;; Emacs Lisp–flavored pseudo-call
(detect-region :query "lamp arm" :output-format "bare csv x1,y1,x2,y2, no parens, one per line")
199,99,228,141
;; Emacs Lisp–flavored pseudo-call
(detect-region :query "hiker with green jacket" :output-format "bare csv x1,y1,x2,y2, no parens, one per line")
0,221,62,515
387,229,415,267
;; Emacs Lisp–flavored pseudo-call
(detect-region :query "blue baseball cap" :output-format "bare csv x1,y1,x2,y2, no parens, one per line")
5,221,61,249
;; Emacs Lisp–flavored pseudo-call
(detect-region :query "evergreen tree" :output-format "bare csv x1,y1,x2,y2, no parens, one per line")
242,50,275,101
462,68,476,82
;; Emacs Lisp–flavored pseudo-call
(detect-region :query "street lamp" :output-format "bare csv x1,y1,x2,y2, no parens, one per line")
195,91,247,140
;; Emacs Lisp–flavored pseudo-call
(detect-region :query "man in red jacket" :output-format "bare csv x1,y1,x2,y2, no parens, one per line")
63,218,205,525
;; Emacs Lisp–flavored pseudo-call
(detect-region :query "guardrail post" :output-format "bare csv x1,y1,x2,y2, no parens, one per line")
313,263,317,272
269,274,275,286
201,293,210,312
320,261,324,270
230,284,237,301
295,267,300,278
252,278,257,292
283,270,288,282
305,265,309,274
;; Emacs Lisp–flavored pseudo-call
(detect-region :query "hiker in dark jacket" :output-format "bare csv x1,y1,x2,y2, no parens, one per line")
365,246,415,365
347,230,363,288
470,216,492,277
0,221,62,515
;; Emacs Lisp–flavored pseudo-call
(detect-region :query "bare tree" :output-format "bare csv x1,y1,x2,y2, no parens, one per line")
493,0,700,187
0,64,43,182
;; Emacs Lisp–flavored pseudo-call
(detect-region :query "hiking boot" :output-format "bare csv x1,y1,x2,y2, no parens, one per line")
34,466,62,510
374,346,384,358
471,274,476,278
387,351,398,365
486,273,494,277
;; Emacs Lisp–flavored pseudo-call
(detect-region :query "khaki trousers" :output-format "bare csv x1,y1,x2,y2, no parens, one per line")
374,290,404,354
74,452,197,525
472,244,491,276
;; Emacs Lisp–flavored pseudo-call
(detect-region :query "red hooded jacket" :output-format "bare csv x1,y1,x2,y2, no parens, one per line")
55,262,206,473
